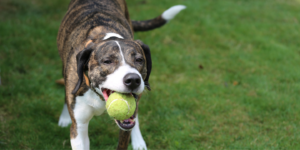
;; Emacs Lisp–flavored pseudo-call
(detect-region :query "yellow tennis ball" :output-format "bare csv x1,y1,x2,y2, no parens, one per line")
106,92,136,120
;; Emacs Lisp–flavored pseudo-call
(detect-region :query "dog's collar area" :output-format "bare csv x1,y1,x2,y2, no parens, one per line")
83,72,105,101
91,86,105,101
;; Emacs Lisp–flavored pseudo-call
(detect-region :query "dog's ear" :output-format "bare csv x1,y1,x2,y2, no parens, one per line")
72,47,94,95
135,40,152,91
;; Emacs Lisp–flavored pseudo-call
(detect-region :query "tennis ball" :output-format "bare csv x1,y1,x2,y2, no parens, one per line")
106,92,136,120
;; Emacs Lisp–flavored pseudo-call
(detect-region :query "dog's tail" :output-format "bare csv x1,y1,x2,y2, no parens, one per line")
132,5,186,32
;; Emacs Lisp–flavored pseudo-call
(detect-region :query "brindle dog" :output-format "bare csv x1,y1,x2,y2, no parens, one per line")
57,0,185,149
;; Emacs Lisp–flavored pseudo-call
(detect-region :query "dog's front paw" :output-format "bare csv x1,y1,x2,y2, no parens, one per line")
131,137,147,150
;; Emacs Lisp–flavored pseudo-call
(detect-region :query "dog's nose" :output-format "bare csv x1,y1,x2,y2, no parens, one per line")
123,73,141,90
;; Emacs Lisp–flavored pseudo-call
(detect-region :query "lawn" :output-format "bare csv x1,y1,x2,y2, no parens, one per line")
1,0,300,149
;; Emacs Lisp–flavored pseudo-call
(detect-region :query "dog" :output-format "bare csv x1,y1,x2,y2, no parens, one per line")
56,0,185,149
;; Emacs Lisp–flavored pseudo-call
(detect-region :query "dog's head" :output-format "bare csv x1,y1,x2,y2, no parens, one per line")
71,34,151,130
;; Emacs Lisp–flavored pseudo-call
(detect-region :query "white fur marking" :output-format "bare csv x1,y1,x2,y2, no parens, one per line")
98,42,144,94
115,41,126,65
70,89,107,150
100,64,145,94
103,33,124,40
71,123,90,150
162,5,186,21
131,114,147,150
58,103,72,127
80,89,106,116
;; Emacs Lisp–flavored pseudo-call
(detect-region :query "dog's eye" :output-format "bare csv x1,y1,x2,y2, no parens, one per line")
135,58,143,63
103,60,112,64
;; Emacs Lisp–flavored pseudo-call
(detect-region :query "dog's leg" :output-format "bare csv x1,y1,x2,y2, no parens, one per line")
71,122,90,150
117,130,131,150
70,96,94,150
58,103,72,127
131,114,147,150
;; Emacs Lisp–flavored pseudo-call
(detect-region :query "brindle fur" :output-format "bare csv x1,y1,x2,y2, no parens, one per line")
57,0,146,148
132,16,167,32
87,39,147,89
117,130,131,150
57,0,174,149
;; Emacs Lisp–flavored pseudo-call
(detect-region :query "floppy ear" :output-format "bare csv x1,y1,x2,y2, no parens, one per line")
135,40,152,91
72,47,94,94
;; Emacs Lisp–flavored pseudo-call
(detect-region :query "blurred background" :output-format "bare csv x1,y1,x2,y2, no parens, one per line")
1,0,300,149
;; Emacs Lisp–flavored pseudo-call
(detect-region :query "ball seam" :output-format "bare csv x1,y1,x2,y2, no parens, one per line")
107,99,130,115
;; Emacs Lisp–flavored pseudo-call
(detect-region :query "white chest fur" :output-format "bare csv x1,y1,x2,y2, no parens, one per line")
70,89,106,150
74,89,106,123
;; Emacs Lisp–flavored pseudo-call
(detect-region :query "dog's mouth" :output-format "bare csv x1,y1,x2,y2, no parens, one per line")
101,88,137,130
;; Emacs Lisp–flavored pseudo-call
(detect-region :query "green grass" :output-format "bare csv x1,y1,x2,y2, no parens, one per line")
1,0,300,149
